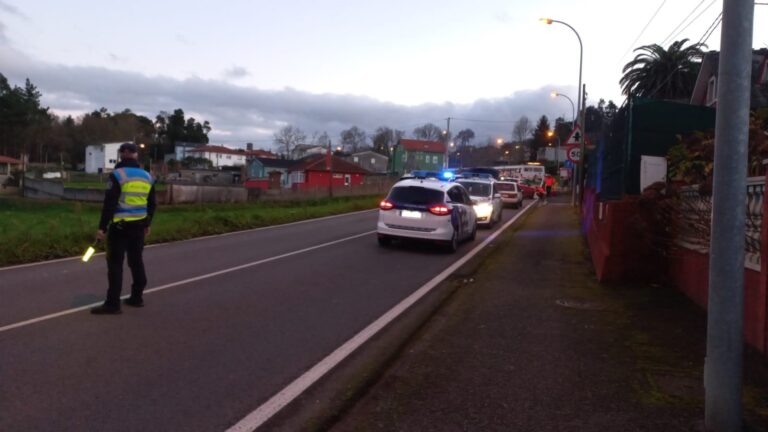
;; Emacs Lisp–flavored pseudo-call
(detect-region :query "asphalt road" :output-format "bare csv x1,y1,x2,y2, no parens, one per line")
0,203,529,431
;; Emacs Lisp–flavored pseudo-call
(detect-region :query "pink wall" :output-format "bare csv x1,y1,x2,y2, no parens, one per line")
584,187,768,354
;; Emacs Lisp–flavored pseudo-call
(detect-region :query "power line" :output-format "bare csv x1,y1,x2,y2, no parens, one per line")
618,0,669,66
697,12,722,46
660,0,708,46
669,0,718,44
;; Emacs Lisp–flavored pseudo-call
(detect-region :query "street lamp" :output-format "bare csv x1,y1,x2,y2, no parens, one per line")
541,17,583,207
550,91,576,124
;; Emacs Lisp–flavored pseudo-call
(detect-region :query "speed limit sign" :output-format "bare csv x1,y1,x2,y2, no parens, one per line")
566,145,581,162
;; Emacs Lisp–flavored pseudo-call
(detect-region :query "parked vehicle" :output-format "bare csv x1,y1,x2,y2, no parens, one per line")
455,177,503,228
496,181,523,208
377,177,477,252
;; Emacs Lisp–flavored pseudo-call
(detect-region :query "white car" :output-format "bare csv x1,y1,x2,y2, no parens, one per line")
377,177,477,252
456,177,503,227
496,180,523,209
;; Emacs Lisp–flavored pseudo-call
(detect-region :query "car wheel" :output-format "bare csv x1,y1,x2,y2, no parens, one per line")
378,235,392,247
446,229,459,253
468,222,477,241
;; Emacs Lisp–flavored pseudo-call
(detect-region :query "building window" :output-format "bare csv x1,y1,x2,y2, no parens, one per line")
354,156,359,162
226,155,231,159
706,76,717,106
344,174,351,186
371,158,376,165
290,171,306,183
433,155,438,163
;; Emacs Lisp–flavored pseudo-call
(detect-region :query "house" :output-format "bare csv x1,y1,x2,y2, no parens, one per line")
85,142,124,173
345,150,389,174
243,143,277,160
245,157,298,189
291,144,326,160
0,155,22,185
690,49,768,109
170,141,204,162
187,145,247,168
289,154,369,190
390,139,446,176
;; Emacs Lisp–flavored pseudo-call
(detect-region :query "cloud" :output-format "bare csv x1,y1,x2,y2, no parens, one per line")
0,1,26,19
223,66,250,80
0,41,578,150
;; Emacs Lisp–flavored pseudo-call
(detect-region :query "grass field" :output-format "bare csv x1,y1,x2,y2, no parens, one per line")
0,195,380,266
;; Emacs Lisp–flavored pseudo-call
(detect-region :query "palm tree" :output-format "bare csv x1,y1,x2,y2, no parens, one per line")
620,39,705,100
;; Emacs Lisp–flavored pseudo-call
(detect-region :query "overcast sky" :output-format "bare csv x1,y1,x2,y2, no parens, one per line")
0,0,765,150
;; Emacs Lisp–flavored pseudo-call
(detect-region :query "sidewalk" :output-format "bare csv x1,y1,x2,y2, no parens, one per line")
328,195,768,431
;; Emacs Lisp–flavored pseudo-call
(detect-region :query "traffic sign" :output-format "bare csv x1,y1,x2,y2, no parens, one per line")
564,124,585,146
566,145,581,162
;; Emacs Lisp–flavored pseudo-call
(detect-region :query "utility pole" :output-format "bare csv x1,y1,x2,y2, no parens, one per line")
445,117,451,169
577,83,587,207
705,1,754,431
327,140,333,198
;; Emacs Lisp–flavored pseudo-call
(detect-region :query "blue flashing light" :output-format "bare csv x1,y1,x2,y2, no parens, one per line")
441,170,455,180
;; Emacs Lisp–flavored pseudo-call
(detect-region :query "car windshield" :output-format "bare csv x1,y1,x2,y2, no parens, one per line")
387,186,444,205
457,181,491,197
496,183,516,192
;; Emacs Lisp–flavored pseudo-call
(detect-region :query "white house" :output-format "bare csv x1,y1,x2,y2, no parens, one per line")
186,145,247,168
85,142,124,173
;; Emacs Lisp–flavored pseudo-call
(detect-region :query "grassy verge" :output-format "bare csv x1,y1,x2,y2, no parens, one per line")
0,195,380,266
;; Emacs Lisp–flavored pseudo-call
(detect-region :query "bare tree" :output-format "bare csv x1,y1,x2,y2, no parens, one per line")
371,126,404,157
340,126,367,153
513,116,533,144
455,128,475,147
273,125,306,158
412,123,443,141
312,131,331,147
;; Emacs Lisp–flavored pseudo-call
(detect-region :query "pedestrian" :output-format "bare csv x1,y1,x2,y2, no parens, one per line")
91,143,156,315
545,174,555,197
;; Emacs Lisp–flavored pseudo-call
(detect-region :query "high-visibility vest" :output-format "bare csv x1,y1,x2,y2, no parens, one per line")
112,167,154,223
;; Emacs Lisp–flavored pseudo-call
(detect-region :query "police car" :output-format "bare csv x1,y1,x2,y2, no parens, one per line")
377,172,477,252
455,174,503,227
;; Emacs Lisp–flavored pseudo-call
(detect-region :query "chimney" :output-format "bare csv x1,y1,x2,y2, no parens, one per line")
246,143,253,151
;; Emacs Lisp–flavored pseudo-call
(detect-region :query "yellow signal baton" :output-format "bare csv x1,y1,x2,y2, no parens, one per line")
82,240,99,263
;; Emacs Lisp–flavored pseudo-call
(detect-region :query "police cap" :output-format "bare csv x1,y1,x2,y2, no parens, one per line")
118,143,139,153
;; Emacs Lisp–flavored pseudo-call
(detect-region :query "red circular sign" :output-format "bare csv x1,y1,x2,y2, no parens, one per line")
566,145,581,162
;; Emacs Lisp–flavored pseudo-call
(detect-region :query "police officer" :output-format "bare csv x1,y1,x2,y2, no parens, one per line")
91,143,156,315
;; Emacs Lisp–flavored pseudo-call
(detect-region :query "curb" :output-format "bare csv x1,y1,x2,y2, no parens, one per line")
253,204,539,432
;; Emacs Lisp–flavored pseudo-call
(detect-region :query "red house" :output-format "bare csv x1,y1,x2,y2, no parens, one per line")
289,154,369,190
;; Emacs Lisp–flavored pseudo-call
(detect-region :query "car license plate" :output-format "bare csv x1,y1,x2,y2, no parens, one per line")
401,210,422,219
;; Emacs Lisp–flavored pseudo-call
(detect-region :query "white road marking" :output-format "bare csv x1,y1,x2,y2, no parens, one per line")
0,208,378,272
226,201,537,432
0,230,376,334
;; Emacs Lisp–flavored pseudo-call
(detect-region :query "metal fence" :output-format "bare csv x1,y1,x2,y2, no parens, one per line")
676,177,763,270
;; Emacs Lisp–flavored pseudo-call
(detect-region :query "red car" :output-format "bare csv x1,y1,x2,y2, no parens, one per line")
512,179,545,199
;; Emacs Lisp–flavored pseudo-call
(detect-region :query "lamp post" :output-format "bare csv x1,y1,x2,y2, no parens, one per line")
547,131,560,176
541,17,583,207
550,91,576,124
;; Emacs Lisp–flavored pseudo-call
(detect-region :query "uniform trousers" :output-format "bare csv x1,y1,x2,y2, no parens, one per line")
106,221,147,307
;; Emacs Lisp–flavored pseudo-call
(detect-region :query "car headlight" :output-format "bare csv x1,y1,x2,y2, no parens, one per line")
474,202,493,217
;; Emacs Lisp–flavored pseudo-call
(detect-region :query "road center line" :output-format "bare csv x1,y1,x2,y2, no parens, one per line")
0,230,377,334
226,201,537,432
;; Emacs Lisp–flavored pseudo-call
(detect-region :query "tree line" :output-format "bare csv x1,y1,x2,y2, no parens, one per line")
0,73,211,169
